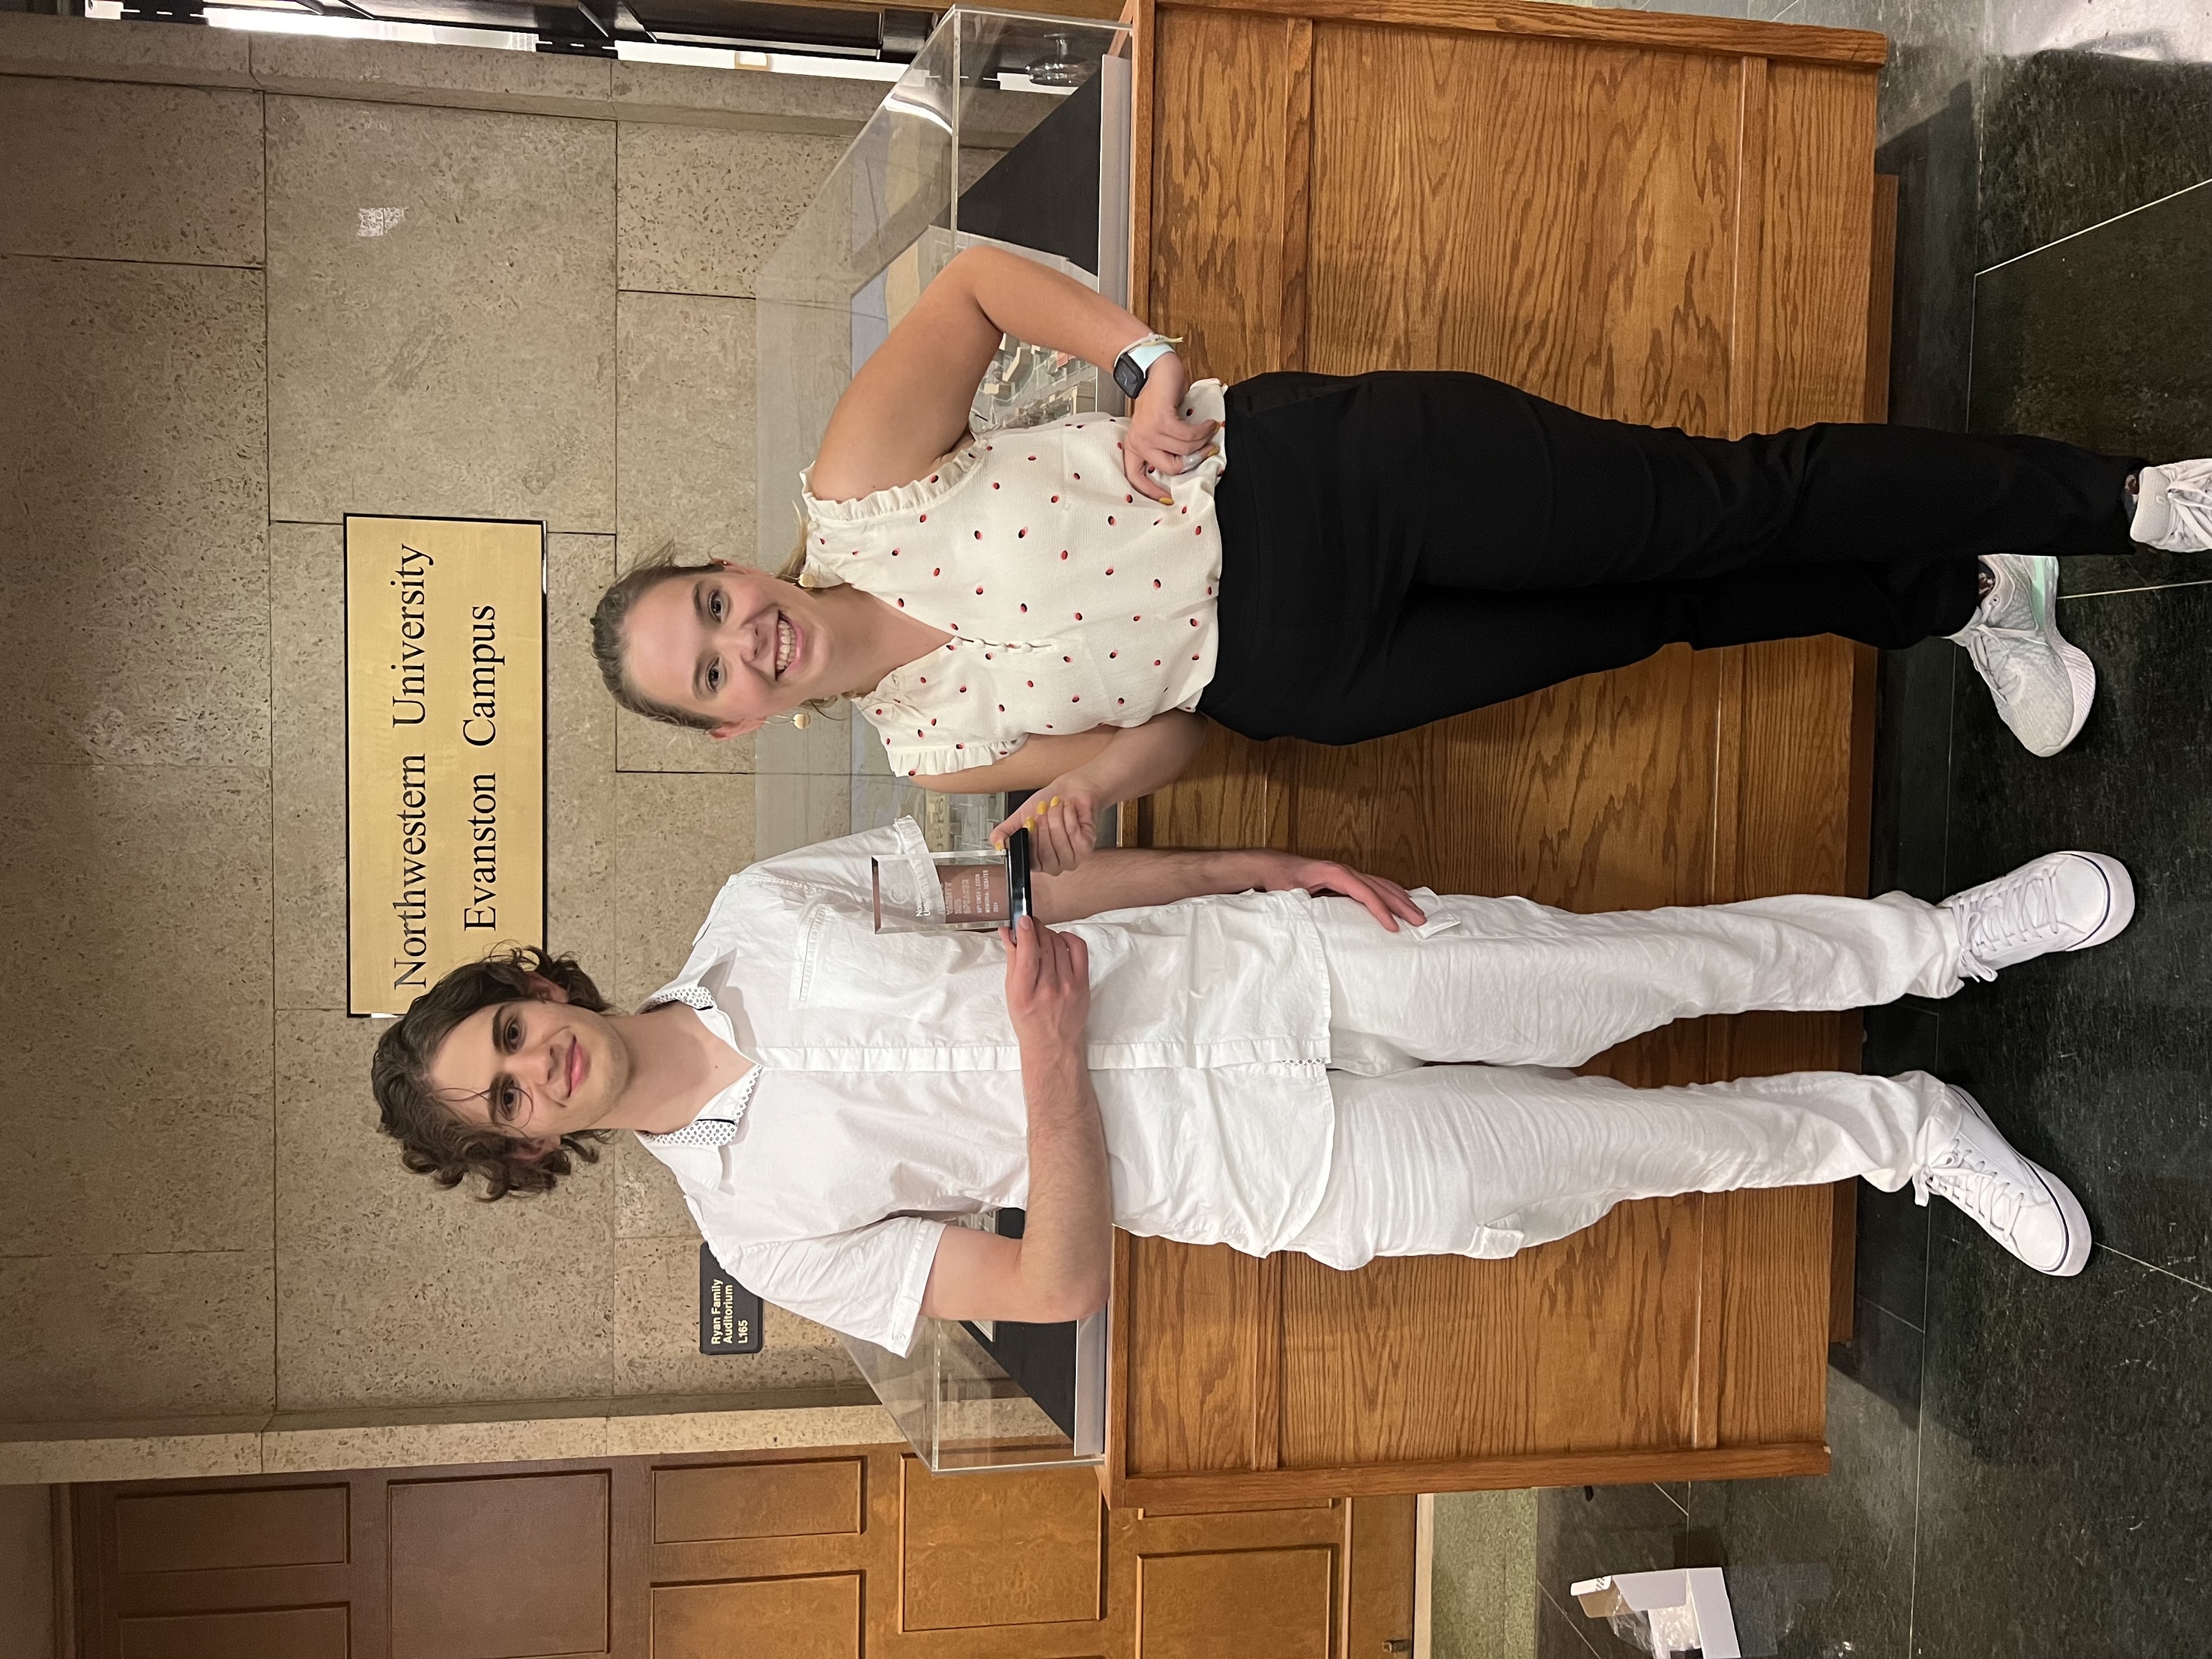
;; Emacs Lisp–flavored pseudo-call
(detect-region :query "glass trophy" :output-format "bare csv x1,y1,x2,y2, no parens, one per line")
871,827,1034,934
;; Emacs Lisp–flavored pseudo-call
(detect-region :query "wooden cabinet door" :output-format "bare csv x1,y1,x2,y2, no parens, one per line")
71,1445,1414,1658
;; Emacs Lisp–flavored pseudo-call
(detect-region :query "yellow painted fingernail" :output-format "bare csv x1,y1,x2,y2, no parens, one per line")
1050,796,1060,806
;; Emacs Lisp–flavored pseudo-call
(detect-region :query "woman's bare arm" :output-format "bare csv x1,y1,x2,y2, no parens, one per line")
905,729,1119,795
1033,847,1427,931
988,711,1209,872
811,247,1215,505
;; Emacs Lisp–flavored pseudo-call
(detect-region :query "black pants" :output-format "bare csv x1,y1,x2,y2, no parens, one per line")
1200,371,2145,746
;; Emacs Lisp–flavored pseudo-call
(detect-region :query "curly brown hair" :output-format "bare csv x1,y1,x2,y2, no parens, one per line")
369,946,612,1201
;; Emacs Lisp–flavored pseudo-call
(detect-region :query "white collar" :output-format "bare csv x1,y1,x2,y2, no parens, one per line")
635,985,758,1148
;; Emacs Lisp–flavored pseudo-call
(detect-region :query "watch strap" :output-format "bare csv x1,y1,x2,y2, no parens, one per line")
1113,333,1181,400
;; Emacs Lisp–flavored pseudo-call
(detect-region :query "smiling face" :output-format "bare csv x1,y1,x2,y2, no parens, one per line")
619,563,835,737
425,991,635,1145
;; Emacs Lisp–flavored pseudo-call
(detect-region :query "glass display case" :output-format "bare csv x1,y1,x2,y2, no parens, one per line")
842,1209,1109,1474
754,4,1133,856
755,6,1130,1472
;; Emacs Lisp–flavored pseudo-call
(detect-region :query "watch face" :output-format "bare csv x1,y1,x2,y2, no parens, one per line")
1113,356,1147,401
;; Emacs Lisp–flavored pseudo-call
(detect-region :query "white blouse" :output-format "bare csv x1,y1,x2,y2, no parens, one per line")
800,379,1230,777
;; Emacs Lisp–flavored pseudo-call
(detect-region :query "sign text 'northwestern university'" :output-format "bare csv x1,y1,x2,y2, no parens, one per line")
345,516,546,1017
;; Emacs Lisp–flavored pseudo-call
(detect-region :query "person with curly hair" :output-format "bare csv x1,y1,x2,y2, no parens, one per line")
372,826,2133,1352
590,244,2212,874
368,946,635,1200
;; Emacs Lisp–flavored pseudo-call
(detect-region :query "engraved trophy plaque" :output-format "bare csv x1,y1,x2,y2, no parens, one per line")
871,826,1034,934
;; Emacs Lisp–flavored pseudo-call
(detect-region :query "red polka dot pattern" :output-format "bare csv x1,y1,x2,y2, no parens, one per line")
808,395,1226,774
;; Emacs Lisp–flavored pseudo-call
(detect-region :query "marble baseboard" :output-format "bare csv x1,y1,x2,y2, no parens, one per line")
0,1392,889,1484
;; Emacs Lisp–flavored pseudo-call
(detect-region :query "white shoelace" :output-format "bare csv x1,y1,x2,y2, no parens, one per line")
1951,862,2085,982
1912,1142,2031,1242
2166,476,2212,546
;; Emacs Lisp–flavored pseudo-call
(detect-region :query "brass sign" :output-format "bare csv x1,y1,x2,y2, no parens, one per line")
345,516,546,1017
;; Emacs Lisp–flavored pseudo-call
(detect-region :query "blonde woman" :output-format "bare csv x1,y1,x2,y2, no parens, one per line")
593,245,2209,873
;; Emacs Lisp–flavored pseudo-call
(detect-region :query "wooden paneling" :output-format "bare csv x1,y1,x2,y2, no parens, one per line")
1134,718,1296,852
1750,61,1879,432
1135,1549,1335,1659
118,1607,350,1659
1344,1496,1419,1658
1864,172,1900,423
115,1485,348,1575
1113,1441,1828,1506
898,1457,1102,1629
76,1448,1411,1658
387,1473,609,1659
1121,0,1885,1503
1148,7,1314,381
652,1577,861,1659
1125,1242,1283,1475
1273,1195,1711,1469
1308,25,1743,427
650,1460,862,1543
1152,0,1885,66
1710,1184,1836,1447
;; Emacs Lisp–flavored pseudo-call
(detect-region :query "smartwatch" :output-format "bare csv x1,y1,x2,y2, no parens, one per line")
1112,333,1180,402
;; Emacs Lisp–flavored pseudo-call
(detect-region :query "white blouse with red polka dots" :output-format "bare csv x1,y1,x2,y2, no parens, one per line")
800,380,1230,778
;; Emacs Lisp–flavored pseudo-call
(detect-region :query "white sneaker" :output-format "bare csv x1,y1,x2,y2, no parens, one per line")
1941,849,2135,982
1915,1087,2091,1276
2131,459,2212,552
1947,554,2095,757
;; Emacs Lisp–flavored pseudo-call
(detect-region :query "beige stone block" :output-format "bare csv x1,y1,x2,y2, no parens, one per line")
0,13,254,89
271,523,347,1012
610,59,881,134
0,1426,266,1486
265,96,615,531
613,1133,697,1239
754,297,850,564
0,256,268,767
753,769,852,859
613,1236,863,1399
753,710,854,776
614,707,753,776
614,704,755,774
618,290,756,566
548,534,618,980
604,1400,895,1457
0,79,262,265
248,31,611,112
261,1413,610,1475
274,1012,617,1411
614,772,755,1004
617,122,847,299
0,1252,274,1424
0,764,272,1257
1430,1490,1539,1659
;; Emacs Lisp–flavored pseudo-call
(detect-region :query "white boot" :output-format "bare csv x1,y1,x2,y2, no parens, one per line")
1947,554,2095,757
1941,850,2135,981
1915,1087,2091,1276
2131,459,2212,552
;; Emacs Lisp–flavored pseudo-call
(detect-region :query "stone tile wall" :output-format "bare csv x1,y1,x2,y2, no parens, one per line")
0,13,871,1457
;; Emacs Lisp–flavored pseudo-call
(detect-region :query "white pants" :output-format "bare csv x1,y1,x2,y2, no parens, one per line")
1284,891,1969,1267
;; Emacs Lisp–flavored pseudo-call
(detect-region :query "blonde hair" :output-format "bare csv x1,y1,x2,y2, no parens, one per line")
588,519,844,731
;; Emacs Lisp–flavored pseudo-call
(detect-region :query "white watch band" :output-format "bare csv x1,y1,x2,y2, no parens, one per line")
1123,339,1179,378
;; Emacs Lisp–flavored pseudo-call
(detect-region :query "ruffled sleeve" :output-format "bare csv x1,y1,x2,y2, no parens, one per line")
876,729,1029,779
